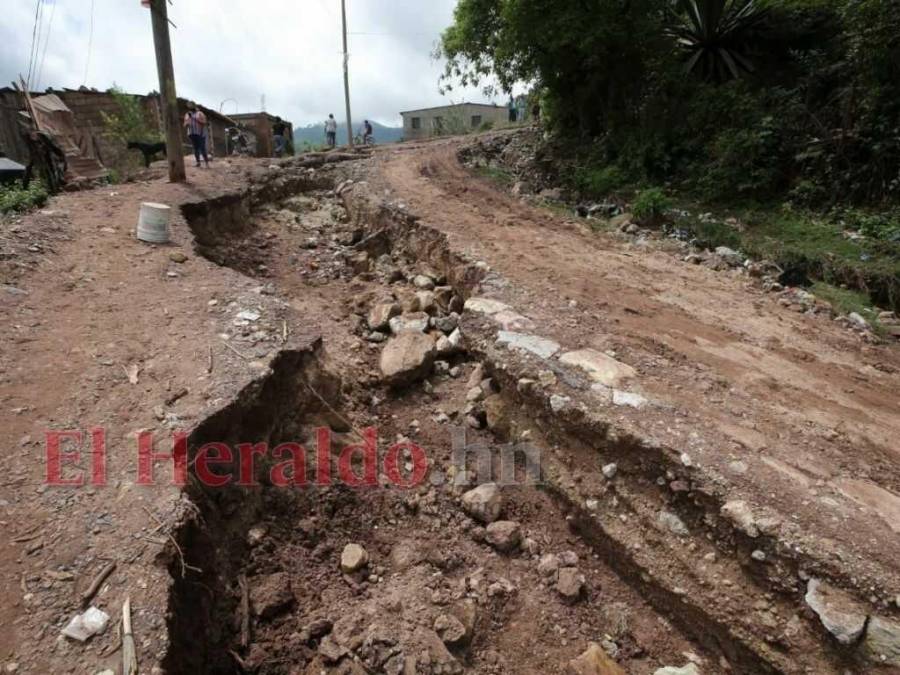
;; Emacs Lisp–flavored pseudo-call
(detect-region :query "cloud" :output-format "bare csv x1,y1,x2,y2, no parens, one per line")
0,0,506,128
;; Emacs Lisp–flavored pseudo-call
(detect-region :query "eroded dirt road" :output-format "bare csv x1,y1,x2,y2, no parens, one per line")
374,137,900,621
2,133,900,675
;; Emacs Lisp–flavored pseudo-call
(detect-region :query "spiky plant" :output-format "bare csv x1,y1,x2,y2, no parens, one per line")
667,0,768,81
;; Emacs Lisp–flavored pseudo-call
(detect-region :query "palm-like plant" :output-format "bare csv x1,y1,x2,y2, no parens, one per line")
667,0,768,82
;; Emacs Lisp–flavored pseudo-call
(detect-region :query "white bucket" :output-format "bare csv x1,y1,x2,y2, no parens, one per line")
136,202,171,243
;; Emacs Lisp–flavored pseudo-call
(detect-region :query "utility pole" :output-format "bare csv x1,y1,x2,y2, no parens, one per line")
149,0,186,182
341,0,353,147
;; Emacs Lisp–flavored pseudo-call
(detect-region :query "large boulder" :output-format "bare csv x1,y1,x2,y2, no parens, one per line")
367,302,401,331
380,332,436,386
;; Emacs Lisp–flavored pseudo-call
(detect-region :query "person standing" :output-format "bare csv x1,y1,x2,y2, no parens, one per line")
325,114,338,148
272,117,287,157
183,102,209,168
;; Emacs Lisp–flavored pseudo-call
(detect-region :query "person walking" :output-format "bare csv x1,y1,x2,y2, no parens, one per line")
272,117,287,157
183,103,209,168
325,114,338,148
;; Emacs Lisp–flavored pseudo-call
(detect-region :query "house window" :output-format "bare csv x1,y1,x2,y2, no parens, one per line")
471,115,482,128
411,117,421,130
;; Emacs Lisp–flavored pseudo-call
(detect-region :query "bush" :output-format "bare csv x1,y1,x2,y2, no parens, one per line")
478,120,495,132
0,181,48,214
633,187,672,222
573,165,626,198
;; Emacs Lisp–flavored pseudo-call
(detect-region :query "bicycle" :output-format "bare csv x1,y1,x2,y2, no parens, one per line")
353,133,376,147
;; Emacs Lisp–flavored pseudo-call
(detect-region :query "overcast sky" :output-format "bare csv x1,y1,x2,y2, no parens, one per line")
0,0,503,128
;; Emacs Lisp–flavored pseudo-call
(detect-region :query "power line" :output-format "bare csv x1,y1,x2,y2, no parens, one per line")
82,0,95,87
25,0,43,89
36,0,58,91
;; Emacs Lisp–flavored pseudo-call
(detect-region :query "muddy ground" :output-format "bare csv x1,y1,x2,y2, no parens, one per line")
1,133,899,675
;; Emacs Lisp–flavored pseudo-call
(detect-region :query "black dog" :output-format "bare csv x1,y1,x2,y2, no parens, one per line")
127,141,167,168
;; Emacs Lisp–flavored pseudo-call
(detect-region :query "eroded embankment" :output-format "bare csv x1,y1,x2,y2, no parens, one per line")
153,154,897,674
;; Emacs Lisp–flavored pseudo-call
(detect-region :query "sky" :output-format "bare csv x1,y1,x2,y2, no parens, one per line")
0,0,503,128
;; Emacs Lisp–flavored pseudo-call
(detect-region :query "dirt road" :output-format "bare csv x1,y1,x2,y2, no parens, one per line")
2,135,900,674
374,137,900,605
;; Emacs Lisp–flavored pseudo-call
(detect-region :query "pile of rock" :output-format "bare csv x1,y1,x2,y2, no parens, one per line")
363,269,466,387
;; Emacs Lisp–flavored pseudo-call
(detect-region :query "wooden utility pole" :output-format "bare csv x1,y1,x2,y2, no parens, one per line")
341,0,354,147
149,0,186,182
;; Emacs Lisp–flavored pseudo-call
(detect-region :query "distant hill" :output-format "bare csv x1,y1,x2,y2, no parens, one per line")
292,120,404,147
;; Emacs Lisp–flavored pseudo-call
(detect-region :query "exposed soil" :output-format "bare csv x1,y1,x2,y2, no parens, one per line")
1,132,900,675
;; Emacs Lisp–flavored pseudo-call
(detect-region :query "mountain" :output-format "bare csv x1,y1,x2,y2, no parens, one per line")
292,120,404,147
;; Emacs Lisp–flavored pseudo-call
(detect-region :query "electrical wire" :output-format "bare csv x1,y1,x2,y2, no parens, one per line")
36,0,58,91
25,0,43,89
82,0,95,87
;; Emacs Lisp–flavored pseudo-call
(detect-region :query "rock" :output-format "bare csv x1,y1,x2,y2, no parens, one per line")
863,616,900,666
557,567,585,603
461,483,502,524
559,350,636,387
250,573,295,619
319,635,347,663
720,500,759,538
61,607,110,642
609,214,633,230
540,187,563,201
653,665,701,675
467,364,485,388
390,542,423,570
492,309,535,331
368,302,401,331
715,246,743,266
380,332,436,386
466,386,484,403
550,395,571,413
559,551,579,567
416,291,437,314
367,331,388,343
602,463,618,479
805,578,868,645
848,312,870,329
657,510,689,537
432,315,459,334
566,642,627,675
751,549,766,562
247,524,268,546
413,274,436,290
169,251,188,263
450,599,477,647
433,286,455,309
434,613,467,647
611,390,647,408
538,554,561,578
485,521,521,553
497,331,561,359
341,543,369,574
483,395,511,436
389,312,430,334
465,297,511,315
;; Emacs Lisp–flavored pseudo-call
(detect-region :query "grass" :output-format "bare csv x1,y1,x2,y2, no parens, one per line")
0,180,48,214
473,165,515,187
670,202,900,312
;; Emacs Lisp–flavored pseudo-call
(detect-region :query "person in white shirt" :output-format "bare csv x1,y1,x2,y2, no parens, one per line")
325,114,338,148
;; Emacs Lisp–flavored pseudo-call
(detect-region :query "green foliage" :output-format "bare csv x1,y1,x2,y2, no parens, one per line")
0,181,48,213
633,187,672,221
668,0,769,80
101,86,160,144
439,0,900,204
478,120,495,132
841,209,900,241
474,165,514,186
572,165,626,198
